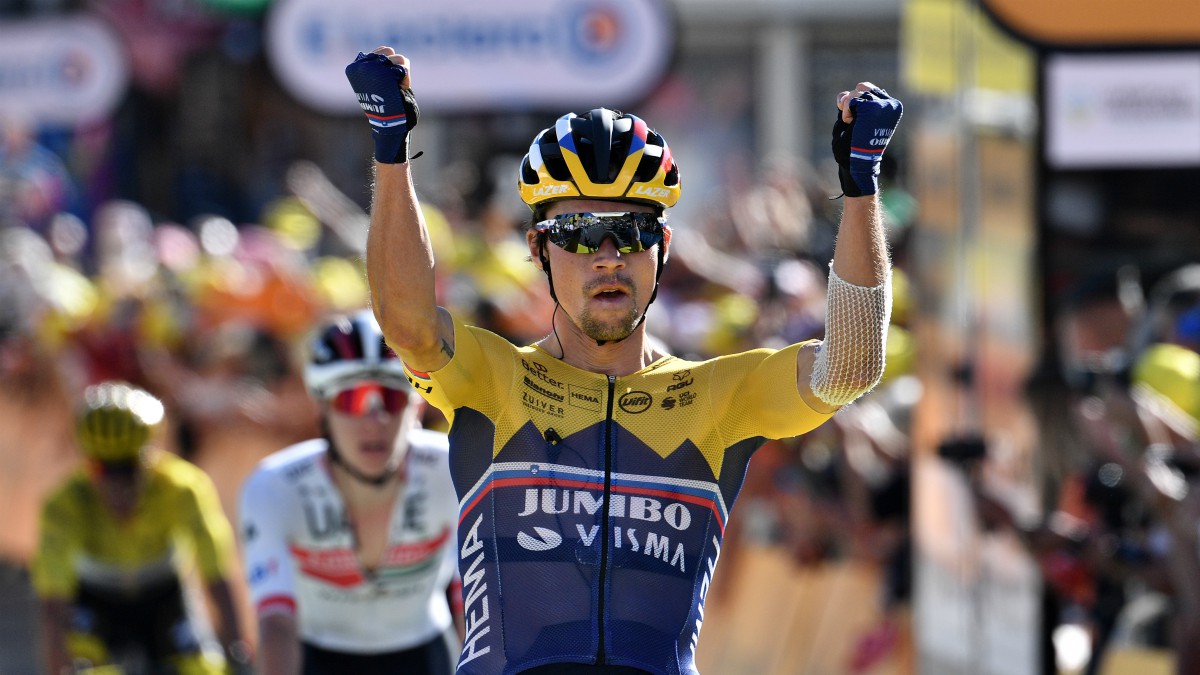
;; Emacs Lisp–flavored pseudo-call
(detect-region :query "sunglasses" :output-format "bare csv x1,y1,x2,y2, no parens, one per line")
330,382,410,417
535,212,667,254
90,458,140,481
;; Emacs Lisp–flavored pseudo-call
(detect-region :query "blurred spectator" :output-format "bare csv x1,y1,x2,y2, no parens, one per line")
0,117,77,232
978,269,1200,674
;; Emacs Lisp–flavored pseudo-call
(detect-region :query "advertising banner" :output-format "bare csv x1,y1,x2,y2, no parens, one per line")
266,0,675,114
1046,53,1200,168
0,16,128,127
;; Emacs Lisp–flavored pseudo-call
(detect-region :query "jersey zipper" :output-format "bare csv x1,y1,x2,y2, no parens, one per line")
596,374,617,665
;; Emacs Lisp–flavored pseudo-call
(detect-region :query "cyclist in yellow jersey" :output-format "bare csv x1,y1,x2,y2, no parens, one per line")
345,47,902,674
32,381,251,674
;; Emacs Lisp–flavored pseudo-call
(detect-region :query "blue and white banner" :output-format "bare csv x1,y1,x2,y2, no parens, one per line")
266,0,675,114
0,16,128,127
1046,52,1200,168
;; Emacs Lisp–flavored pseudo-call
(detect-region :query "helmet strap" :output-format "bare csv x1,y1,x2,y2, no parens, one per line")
645,243,667,311
550,303,566,359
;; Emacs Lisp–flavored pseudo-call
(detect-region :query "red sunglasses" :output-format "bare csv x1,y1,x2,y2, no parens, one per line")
329,383,410,417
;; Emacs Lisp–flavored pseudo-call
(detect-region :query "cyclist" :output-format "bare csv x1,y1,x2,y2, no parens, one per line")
345,48,902,674
238,309,460,674
32,381,249,675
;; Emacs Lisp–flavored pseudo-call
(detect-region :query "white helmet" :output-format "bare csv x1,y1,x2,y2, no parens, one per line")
304,309,409,399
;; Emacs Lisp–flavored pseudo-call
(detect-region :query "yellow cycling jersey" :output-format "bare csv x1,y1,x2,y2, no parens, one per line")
31,450,235,600
402,315,834,675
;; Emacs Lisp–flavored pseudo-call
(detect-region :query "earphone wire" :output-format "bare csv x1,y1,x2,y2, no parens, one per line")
550,302,565,359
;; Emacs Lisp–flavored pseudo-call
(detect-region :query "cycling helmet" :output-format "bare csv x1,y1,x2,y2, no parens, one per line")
77,381,165,462
304,309,409,400
518,108,681,214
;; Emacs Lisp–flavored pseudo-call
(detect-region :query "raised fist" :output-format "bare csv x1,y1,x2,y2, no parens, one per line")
831,83,903,197
345,48,420,164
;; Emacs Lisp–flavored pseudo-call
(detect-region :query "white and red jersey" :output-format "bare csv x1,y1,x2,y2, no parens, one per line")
238,431,458,654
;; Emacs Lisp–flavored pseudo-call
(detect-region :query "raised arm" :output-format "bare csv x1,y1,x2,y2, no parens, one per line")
346,48,455,373
799,83,902,412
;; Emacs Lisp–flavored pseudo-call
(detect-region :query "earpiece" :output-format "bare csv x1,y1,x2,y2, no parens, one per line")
538,233,558,304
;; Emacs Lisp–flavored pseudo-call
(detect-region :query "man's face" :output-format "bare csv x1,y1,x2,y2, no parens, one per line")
325,381,421,479
527,199,664,343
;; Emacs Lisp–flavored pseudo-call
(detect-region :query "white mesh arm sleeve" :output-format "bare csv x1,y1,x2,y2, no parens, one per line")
810,265,892,406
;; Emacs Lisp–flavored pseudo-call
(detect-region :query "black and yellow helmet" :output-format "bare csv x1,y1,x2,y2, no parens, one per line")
518,108,681,214
77,381,165,462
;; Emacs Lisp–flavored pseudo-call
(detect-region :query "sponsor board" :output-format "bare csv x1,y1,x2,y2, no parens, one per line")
267,0,674,114
1046,53,1200,167
0,17,127,126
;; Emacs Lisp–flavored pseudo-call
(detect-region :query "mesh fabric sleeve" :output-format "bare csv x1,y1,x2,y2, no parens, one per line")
238,466,299,617
810,265,892,407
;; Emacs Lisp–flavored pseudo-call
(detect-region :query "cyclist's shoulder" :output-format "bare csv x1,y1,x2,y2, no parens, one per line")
146,450,216,490
407,427,449,457
243,439,328,493
454,317,536,361
699,342,809,372
635,350,756,379
41,470,93,515
404,428,454,493
255,438,328,473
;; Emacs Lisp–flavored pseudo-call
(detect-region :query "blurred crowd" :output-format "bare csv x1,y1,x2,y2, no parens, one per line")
972,264,1200,674
5,5,1200,675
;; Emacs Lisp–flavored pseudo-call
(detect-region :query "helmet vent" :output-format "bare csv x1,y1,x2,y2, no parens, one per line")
538,139,570,182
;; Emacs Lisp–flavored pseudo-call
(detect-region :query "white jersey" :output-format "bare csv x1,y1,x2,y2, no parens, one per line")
238,430,458,653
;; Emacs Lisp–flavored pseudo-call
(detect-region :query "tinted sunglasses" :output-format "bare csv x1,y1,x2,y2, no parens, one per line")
90,458,140,481
330,382,410,417
535,212,667,254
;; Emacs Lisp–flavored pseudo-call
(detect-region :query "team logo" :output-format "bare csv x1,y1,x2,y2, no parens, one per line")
517,526,563,551
632,185,670,199
667,370,693,392
533,184,570,197
661,396,676,410
60,51,91,88
565,2,625,66
618,390,652,414
569,385,602,411
523,376,565,402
